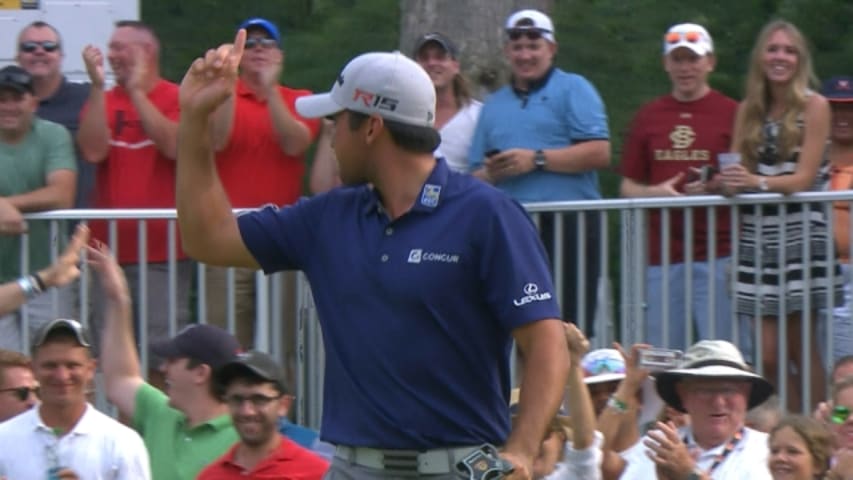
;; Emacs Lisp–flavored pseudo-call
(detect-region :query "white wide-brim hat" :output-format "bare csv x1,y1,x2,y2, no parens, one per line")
654,340,774,413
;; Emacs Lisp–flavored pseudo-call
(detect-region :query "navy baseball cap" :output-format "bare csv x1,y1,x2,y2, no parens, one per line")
238,17,281,44
822,76,853,103
150,324,241,369
413,32,458,59
0,65,33,94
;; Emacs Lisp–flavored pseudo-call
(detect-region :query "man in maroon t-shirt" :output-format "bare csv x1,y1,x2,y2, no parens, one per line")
619,23,740,351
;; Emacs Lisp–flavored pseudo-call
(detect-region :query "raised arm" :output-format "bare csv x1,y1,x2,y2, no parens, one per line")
126,45,178,160
0,224,88,316
504,318,570,479
88,242,144,418
176,30,259,268
77,45,111,164
565,324,595,450
261,59,312,156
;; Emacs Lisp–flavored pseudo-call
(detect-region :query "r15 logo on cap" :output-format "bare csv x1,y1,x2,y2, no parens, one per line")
353,88,399,112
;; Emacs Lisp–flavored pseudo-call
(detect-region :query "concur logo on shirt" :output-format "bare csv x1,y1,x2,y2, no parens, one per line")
407,249,460,264
514,283,552,307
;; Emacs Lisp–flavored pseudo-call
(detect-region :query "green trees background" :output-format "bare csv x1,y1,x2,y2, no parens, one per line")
143,0,853,197
140,0,853,228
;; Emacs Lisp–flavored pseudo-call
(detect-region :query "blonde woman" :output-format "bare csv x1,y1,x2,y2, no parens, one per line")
720,20,841,412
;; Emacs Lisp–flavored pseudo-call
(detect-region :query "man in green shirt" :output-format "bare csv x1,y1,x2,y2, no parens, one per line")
90,240,241,480
0,65,76,352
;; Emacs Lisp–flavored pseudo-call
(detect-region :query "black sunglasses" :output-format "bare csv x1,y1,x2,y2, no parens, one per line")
0,386,38,402
507,28,547,41
19,41,60,53
244,38,277,50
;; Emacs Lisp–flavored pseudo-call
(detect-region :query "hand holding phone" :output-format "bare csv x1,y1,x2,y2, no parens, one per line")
638,347,683,371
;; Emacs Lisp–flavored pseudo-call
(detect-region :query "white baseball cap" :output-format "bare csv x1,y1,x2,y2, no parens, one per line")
295,51,436,128
663,23,713,56
505,9,555,43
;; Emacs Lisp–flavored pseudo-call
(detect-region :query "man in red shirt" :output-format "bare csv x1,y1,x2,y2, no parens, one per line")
206,18,320,348
77,20,189,380
198,350,328,480
619,23,739,351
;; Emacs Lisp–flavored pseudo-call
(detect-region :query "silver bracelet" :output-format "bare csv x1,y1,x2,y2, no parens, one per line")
16,276,40,299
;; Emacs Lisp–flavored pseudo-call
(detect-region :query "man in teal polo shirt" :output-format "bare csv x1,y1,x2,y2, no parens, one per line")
90,241,241,480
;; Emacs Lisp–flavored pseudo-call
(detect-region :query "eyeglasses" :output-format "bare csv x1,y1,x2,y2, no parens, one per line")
507,28,547,41
0,386,39,402
224,393,281,409
582,355,625,376
244,38,277,50
832,405,852,425
665,31,703,44
19,41,60,53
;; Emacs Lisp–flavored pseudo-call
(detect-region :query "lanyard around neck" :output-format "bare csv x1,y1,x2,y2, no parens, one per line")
684,427,745,475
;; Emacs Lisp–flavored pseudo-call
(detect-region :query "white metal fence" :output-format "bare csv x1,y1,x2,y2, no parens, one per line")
12,191,853,422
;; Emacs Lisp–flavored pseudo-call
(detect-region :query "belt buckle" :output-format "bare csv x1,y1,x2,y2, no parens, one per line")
454,444,514,480
381,449,420,475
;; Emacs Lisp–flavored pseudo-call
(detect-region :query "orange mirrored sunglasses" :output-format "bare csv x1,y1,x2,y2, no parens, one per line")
666,31,703,44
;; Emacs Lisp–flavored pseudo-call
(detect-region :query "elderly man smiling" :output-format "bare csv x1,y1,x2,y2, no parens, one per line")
620,340,774,480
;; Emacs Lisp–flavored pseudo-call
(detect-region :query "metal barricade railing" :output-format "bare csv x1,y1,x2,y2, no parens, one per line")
11,191,853,423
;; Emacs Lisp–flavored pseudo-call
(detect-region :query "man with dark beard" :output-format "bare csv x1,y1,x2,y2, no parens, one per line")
198,350,328,479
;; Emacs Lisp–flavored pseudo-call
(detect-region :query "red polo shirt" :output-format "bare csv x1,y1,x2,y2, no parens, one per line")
89,79,184,264
197,436,329,480
215,79,320,208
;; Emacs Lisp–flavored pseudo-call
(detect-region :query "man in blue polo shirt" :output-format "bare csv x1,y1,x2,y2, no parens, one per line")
175,30,570,480
470,9,611,337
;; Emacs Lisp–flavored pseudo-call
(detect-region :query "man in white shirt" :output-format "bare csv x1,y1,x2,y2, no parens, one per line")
620,340,773,480
0,318,150,479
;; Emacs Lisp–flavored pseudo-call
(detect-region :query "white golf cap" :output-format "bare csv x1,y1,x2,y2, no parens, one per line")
663,23,713,56
295,51,436,127
505,9,556,43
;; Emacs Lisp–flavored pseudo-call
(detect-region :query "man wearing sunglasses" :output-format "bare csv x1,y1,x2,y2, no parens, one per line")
0,318,150,479
16,21,93,211
618,23,740,354
0,349,38,422
204,17,320,350
0,65,77,352
198,350,328,479
469,9,611,339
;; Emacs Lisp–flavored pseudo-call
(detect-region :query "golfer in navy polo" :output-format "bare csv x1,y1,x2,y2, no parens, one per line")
175,29,570,480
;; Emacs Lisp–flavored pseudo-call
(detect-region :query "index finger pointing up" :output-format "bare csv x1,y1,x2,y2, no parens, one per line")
231,28,247,64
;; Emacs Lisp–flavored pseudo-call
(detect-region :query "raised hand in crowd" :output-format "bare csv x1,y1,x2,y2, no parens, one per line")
257,47,283,95
38,223,89,290
81,45,105,89
0,224,89,316
125,43,149,93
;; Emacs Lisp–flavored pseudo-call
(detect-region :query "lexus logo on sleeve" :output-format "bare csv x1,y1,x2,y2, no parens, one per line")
514,282,552,307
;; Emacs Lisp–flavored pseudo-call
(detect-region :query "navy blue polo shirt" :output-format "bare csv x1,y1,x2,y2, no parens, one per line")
238,158,560,449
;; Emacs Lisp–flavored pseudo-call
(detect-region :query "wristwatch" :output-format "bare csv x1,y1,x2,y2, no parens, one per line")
758,177,770,192
534,149,547,171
